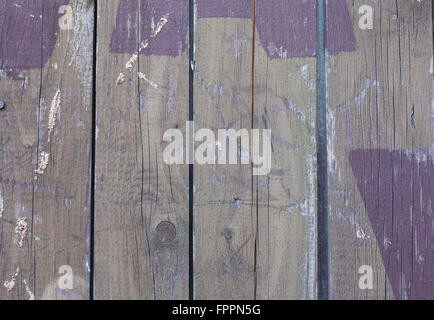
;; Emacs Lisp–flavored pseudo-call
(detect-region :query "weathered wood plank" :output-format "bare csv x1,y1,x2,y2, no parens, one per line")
193,3,256,298
253,1,317,299
0,0,93,300
327,0,433,299
193,0,318,299
2,0,431,301
94,0,189,299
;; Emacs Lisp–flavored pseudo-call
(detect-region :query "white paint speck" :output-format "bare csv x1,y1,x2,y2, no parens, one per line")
0,190,4,218
3,267,19,291
23,279,35,300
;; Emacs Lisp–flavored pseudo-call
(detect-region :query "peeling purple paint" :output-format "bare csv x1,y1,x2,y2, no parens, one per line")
255,0,316,58
109,0,189,57
110,0,357,58
197,0,252,18
0,0,69,72
350,149,434,300
0,0,358,70
256,0,356,58
326,0,358,55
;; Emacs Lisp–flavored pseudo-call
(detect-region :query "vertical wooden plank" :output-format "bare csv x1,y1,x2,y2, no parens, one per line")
193,0,318,299
254,1,317,299
327,0,433,299
95,0,189,299
193,0,255,299
0,0,93,300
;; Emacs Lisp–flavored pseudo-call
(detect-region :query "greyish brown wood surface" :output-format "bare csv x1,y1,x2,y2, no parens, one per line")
94,0,189,299
0,0,93,300
0,0,433,300
327,0,433,299
253,6,317,299
193,1,317,299
193,8,257,299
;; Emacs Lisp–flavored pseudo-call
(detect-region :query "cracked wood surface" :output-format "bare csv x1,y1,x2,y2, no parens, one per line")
0,0,93,300
327,0,433,299
193,1,317,299
0,0,433,300
193,8,257,299
94,0,189,299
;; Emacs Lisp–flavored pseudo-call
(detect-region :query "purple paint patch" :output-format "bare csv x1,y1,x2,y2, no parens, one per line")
197,0,252,18
0,0,69,72
255,0,317,58
350,149,434,300
109,0,357,58
326,0,358,55
109,0,189,56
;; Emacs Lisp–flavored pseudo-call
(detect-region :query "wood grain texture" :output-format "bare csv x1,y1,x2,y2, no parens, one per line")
193,10,256,299
94,0,189,299
253,4,317,299
1,0,433,301
193,0,317,299
0,0,93,300
327,0,433,299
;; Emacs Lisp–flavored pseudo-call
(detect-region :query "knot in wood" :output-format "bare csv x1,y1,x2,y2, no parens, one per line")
155,221,176,244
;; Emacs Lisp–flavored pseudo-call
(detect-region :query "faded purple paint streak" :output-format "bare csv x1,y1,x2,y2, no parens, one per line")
110,0,357,58
197,0,252,18
350,149,434,300
326,0,358,55
255,0,317,58
109,0,189,56
0,0,69,71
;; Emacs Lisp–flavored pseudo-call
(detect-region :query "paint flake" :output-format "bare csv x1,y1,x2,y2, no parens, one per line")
47,90,61,142
139,39,149,52
356,229,369,239
35,152,50,177
3,267,19,291
119,13,169,84
116,72,126,85
125,54,138,72
0,190,4,218
15,218,28,248
137,72,159,88
151,14,169,38
23,279,35,300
